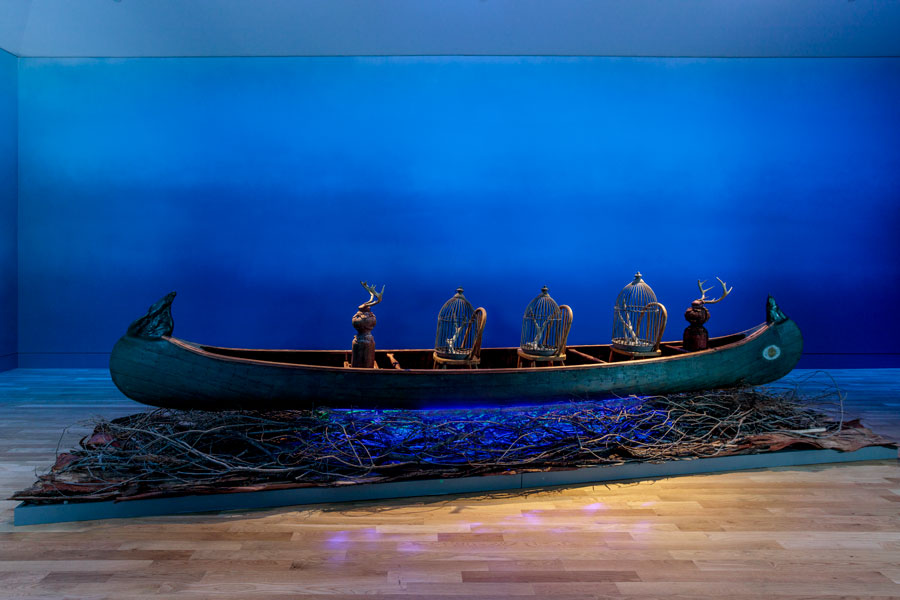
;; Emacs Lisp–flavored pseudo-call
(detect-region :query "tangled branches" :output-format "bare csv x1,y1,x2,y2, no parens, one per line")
15,383,852,504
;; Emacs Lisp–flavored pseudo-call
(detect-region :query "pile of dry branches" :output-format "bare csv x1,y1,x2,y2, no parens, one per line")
15,382,850,503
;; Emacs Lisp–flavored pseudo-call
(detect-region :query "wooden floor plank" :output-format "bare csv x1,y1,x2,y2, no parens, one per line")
0,367,898,598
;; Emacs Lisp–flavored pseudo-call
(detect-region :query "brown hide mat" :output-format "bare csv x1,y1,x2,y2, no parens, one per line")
11,387,897,505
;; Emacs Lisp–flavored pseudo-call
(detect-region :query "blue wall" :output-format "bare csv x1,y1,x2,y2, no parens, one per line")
16,57,900,367
0,50,16,371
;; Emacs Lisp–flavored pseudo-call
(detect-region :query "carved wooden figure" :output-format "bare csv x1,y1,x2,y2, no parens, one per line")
683,277,732,351
351,281,384,368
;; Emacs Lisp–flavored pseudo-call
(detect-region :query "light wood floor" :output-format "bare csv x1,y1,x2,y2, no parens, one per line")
0,368,898,599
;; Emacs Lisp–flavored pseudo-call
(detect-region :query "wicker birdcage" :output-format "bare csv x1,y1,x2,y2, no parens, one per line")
611,272,668,355
434,287,483,361
520,286,567,357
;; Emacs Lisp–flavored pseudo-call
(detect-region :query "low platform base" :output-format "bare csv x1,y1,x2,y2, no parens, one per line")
14,445,897,526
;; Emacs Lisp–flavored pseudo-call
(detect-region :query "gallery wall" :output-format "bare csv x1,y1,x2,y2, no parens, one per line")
15,57,900,368
0,49,16,371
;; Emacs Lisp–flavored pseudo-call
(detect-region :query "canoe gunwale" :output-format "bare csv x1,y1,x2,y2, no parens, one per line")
163,321,771,375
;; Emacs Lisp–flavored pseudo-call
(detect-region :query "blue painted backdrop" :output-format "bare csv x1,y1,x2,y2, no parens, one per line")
15,57,900,367
0,49,16,371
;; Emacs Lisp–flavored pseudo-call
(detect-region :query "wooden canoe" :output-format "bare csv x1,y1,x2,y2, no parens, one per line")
109,294,802,410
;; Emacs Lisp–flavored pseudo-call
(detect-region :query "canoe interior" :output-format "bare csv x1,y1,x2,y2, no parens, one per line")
194,331,752,370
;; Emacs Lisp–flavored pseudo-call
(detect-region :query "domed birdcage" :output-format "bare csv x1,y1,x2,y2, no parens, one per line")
433,288,486,367
612,272,668,356
518,286,573,367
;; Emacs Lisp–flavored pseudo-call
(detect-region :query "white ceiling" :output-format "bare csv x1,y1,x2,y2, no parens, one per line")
1,0,899,58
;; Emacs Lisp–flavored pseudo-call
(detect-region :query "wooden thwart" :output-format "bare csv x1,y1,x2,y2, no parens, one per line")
568,348,607,364
386,353,402,370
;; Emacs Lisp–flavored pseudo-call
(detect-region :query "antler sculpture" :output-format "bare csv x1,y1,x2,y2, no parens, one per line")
684,276,732,352
695,276,732,305
358,281,385,310
351,281,385,368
